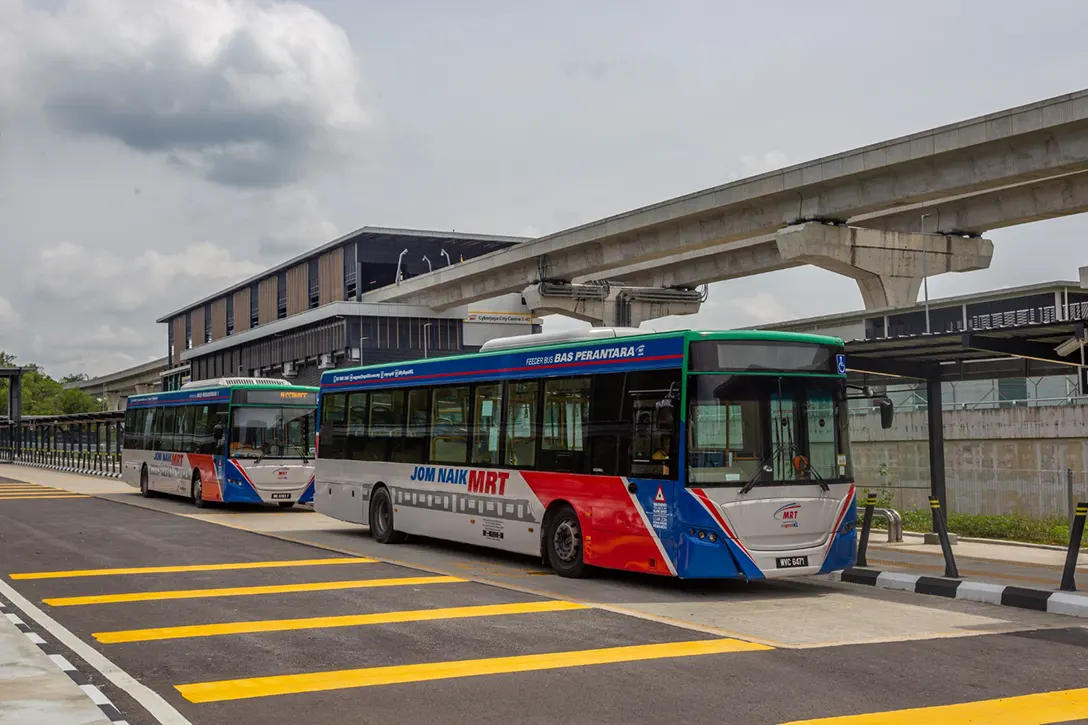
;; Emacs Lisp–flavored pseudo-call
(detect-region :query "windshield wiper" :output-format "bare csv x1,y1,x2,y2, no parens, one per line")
800,458,830,492
739,455,775,495
254,441,272,465
291,442,309,465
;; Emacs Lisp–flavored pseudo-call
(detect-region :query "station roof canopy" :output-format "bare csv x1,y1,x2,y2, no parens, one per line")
844,317,1087,383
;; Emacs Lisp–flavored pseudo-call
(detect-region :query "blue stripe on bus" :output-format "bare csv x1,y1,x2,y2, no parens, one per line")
126,388,232,407
321,335,686,392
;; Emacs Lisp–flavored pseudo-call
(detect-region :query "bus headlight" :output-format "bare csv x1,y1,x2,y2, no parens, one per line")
839,521,856,535
708,532,718,543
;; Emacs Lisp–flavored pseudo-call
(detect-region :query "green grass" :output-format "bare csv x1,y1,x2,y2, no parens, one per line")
890,509,1086,548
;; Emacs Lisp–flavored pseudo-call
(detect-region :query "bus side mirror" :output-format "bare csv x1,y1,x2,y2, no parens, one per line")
878,398,894,429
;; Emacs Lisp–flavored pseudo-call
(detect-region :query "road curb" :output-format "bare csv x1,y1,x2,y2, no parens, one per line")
827,568,1088,619
0,596,127,724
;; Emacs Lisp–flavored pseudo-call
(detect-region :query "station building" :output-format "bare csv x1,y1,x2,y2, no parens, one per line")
155,227,538,389
760,279,1088,408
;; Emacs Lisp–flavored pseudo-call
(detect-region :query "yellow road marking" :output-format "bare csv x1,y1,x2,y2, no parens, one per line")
12,557,375,580
177,638,771,702
0,485,60,490
95,600,588,643
43,576,465,607
0,495,89,500
779,687,1088,724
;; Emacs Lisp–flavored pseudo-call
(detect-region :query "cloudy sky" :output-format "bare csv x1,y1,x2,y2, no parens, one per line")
2,0,1087,377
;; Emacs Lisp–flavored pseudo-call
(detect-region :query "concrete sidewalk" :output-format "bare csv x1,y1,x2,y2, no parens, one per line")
0,601,111,725
866,531,1087,591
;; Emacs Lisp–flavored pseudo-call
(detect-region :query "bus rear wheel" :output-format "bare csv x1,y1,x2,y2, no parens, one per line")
546,504,586,578
192,472,207,509
368,486,405,544
140,466,154,498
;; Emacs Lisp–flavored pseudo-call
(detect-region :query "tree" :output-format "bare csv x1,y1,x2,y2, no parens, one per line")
0,351,101,417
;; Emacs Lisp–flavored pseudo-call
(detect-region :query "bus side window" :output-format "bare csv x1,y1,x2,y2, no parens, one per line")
142,408,157,451
471,383,502,466
345,392,369,461
318,393,347,460
396,387,429,464
157,406,176,452
540,377,590,474
503,380,538,469
587,372,627,476
431,386,470,464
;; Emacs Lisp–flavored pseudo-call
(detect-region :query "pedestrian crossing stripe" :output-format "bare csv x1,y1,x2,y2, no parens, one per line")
12,557,375,580
94,600,589,643
176,638,772,702
43,576,465,607
778,686,1088,724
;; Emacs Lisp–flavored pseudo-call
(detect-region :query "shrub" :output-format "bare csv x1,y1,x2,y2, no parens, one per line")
896,509,1084,548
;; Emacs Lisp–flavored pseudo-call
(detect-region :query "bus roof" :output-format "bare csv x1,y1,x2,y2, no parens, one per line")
320,328,844,391
127,381,317,407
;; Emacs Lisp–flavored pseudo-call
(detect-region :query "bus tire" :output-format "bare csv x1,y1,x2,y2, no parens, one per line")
191,471,207,509
545,504,586,578
139,465,154,498
369,486,405,544
278,502,295,509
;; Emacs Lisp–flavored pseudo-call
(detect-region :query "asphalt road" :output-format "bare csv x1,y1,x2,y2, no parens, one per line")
1,479,1087,724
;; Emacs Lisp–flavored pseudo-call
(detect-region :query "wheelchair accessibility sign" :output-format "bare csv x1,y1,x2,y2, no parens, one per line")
836,354,847,375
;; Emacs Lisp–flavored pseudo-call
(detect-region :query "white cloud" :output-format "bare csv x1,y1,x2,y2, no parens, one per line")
2,0,367,188
26,241,263,314
253,188,341,260
0,296,17,328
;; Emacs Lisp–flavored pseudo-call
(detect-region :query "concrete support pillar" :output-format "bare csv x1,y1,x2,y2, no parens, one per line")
522,284,702,327
775,223,994,310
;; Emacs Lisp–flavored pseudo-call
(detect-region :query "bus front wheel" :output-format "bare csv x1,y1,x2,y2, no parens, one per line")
369,486,405,544
545,504,586,578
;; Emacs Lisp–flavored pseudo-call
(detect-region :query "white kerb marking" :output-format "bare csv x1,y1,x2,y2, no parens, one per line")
25,631,46,644
79,684,111,706
49,654,77,671
954,581,1006,606
5,612,24,625
1046,592,1088,618
874,571,920,592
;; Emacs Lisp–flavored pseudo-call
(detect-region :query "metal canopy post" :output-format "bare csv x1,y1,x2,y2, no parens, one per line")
926,376,948,532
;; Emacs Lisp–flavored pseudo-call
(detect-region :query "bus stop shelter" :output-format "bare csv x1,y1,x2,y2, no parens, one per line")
844,317,1086,515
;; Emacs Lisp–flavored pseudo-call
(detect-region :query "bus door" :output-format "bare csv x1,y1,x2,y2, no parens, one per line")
625,383,681,573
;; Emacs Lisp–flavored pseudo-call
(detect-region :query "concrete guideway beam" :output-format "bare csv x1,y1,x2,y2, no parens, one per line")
851,171,1088,235
775,223,994,309
363,91,1088,310
587,236,798,289
522,283,702,327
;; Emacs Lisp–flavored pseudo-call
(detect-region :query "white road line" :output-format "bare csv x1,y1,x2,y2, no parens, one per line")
0,579,193,725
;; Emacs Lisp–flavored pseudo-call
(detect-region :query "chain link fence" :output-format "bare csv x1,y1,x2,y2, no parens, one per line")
854,465,1088,519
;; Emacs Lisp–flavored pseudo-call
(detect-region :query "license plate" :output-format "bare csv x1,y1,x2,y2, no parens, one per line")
271,493,292,500
775,556,809,569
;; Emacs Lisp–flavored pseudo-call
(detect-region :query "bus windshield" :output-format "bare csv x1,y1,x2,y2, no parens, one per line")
687,374,850,486
230,406,316,460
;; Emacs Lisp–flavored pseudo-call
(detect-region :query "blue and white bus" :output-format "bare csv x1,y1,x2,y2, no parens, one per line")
314,328,889,578
122,378,317,508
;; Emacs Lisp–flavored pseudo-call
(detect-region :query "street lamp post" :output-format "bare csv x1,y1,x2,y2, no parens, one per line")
423,323,432,359
920,213,931,334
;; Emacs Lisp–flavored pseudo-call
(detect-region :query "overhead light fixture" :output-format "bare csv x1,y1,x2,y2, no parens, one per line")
1055,336,1085,357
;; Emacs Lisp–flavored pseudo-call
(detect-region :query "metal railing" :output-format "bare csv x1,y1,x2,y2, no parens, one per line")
872,507,903,543
0,412,124,478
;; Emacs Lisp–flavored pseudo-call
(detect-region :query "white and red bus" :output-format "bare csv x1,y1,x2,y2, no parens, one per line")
315,328,889,578
122,378,317,508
